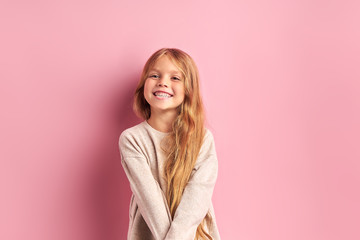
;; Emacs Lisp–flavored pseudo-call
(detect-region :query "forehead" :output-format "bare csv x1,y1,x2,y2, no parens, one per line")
149,55,181,74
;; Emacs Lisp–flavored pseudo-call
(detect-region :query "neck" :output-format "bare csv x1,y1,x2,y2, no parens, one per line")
147,109,178,133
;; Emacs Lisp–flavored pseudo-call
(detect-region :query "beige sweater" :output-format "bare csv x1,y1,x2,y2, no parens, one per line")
118,120,221,240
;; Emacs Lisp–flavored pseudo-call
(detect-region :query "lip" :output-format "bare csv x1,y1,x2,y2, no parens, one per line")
152,90,173,96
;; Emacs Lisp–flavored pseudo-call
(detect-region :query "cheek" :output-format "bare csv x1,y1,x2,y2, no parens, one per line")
176,85,185,98
143,80,153,102
144,79,152,94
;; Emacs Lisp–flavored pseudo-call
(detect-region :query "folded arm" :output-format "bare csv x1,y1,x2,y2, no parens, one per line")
119,129,218,240
119,131,172,240
164,130,219,240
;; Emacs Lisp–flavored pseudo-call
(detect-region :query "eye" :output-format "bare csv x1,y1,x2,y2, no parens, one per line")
172,76,181,81
149,74,159,78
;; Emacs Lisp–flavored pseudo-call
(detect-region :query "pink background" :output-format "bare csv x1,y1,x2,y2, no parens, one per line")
1,1,359,239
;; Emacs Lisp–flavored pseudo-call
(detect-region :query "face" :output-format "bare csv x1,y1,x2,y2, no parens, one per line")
144,55,185,115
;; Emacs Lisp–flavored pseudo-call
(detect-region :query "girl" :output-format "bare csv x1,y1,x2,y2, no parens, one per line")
119,48,220,240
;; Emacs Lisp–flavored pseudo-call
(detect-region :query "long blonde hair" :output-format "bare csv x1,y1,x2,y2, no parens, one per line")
133,48,214,239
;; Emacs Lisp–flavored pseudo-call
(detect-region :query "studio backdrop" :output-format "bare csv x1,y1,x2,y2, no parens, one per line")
1,1,359,240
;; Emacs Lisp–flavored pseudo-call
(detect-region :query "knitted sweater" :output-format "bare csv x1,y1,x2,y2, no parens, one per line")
118,120,221,240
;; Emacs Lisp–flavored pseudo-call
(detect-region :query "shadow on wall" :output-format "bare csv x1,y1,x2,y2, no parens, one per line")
84,72,142,240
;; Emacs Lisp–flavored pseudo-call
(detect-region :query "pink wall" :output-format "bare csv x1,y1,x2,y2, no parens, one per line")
1,1,359,239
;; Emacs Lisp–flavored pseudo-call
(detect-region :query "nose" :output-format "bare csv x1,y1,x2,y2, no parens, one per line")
157,77,169,87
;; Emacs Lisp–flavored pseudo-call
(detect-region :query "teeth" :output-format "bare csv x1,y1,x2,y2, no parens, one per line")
154,92,172,98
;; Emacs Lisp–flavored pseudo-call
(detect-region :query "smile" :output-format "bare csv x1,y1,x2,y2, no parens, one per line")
153,91,173,98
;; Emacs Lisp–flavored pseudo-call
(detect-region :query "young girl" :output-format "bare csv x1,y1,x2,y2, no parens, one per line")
119,48,220,240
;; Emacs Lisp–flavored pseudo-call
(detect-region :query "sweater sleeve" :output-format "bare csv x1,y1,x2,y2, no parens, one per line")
164,129,219,240
119,131,172,240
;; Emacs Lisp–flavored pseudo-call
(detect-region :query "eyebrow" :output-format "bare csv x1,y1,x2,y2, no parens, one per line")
150,68,181,74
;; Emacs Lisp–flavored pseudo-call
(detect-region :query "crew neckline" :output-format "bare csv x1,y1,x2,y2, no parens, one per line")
143,120,171,135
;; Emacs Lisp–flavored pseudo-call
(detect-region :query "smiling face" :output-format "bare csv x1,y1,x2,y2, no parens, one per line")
144,55,185,115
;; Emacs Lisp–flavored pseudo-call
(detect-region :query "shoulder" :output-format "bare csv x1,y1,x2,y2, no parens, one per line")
118,121,152,159
119,121,147,147
193,127,218,170
198,128,217,160
203,127,215,143
202,128,216,149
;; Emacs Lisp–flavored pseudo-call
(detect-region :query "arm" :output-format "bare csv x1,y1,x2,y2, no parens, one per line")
119,131,172,240
164,130,219,240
